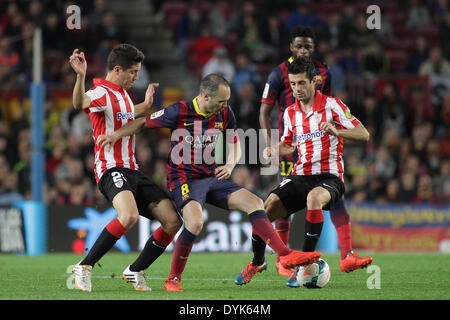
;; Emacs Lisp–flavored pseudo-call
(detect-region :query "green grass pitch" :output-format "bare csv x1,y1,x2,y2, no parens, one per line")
0,252,449,300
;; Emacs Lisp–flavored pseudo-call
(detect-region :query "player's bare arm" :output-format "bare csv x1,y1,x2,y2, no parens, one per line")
215,139,242,180
134,83,160,117
97,117,147,151
69,49,91,110
263,141,295,161
259,103,275,147
320,122,370,142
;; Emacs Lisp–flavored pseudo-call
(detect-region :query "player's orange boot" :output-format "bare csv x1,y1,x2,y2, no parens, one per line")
276,259,294,276
340,251,373,273
279,250,321,269
164,277,183,291
234,260,268,285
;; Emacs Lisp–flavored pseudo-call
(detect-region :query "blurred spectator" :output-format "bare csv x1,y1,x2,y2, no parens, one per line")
260,14,286,63
323,51,344,94
232,81,259,130
419,46,450,76
175,3,207,59
285,0,323,32
95,12,126,61
406,0,431,28
374,146,396,180
202,46,235,83
375,82,407,137
190,27,223,68
385,178,402,204
208,0,231,40
405,36,429,74
232,51,261,92
411,174,439,204
337,45,360,75
359,40,390,76
399,171,417,202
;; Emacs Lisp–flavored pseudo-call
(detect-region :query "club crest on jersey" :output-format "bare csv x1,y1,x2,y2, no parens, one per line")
214,122,223,129
344,107,355,120
111,171,127,188
117,112,134,120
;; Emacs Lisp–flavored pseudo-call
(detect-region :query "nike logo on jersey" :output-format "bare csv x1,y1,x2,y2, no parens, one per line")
184,122,195,126
306,233,319,237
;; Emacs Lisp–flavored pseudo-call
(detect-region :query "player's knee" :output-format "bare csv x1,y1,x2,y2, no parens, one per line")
119,210,139,229
306,190,327,210
161,215,182,236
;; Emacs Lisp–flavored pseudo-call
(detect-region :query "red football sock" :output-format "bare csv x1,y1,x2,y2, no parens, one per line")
330,200,353,259
153,227,175,247
168,228,196,280
248,210,291,257
105,218,127,238
275,217,290,245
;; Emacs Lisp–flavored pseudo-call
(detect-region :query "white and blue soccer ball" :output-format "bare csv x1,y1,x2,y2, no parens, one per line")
296,258,331,288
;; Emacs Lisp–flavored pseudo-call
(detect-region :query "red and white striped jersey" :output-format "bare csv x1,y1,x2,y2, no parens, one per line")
83,78,138,183
281,90,361,181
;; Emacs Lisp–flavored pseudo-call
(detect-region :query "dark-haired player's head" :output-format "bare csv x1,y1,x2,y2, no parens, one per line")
287,57,316,102
289,26,315,59
199,73,231,114
106,43,145,89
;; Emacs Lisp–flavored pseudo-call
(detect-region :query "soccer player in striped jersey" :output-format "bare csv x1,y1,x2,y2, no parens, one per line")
97,74,321,291
239,57,372,287
259,26,372,275
69,44,182,292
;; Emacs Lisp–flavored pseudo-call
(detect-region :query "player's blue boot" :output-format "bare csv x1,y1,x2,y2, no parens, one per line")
234,260,268,285
286,267,300,288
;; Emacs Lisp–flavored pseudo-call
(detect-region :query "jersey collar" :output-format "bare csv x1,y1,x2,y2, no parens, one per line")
93,78,124,92
193,96,213,118
294,90,324,115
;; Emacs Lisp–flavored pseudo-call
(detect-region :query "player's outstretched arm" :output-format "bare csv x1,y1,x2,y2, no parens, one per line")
97,117,147,151
259,103,275,147
134,83,160,117
69,49,91,110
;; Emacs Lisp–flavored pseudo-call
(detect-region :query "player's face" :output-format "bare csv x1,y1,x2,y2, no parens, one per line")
288,72,315,102
117,62,141,89
290,37,314,58
205,84,231,114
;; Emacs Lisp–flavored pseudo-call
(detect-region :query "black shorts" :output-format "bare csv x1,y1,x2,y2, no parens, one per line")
270,173,345,215
98,167,170,220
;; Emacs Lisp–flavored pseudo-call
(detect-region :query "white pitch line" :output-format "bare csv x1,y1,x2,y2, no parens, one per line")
61,274,283,282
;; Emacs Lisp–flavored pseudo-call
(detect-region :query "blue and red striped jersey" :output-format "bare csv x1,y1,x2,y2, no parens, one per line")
145,97,238,191
261,57,332,143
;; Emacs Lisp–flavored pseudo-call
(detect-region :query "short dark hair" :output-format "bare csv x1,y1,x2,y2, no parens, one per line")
106,44,145,71
199,73,230,96
289,26,316,44
288,57,316,81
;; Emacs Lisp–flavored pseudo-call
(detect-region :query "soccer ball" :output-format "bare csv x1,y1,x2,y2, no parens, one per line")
296,258,330,288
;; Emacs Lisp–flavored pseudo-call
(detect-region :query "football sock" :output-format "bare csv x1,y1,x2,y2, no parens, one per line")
248,210,291,257
275,217,290,246
80,218,127,267
330,200,352,259
251,232,267,266
129,227,174,272
303,209,324,252
168,228,196,280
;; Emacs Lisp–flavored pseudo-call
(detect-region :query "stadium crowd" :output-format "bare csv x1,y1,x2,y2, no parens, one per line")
0,0,449,206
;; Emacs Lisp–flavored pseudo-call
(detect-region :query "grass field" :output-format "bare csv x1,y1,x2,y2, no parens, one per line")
0,252,449,301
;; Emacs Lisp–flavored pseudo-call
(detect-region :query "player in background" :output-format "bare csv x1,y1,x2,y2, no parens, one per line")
97,73,321,291
259,26,372,275
69,44,182,292
237,57,371,287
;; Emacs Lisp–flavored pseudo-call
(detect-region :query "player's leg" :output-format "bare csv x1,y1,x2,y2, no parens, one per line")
302,186,330,252
124,198,182,291
165,200,203,291
330,198,373,272
74,190,138,292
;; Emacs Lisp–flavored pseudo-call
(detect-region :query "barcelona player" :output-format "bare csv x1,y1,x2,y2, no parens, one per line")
97,73,321,291
259,26,372,276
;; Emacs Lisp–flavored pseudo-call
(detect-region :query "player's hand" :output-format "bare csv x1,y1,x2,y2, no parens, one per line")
320,121,339,137
215,164,234,180
143,83,159,108
96,133,119,151
69,49,87,77
263,146,278,161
